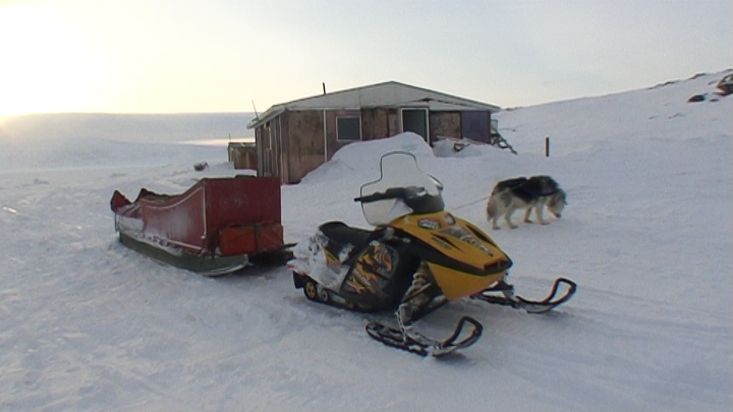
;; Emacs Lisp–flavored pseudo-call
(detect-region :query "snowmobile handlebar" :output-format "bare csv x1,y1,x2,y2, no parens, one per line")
354,186,445,215
353,187,424,204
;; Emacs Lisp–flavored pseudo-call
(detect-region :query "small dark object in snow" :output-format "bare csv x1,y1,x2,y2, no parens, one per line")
687,94,706,103
453,142,468,152
716,74,733,96
194,161,208,171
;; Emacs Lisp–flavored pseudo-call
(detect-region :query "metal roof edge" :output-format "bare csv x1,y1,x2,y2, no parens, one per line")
388,80,502,112
246,106,285,129
248,81,502,129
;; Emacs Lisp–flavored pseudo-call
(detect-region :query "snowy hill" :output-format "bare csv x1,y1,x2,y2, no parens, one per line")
0,71,731,411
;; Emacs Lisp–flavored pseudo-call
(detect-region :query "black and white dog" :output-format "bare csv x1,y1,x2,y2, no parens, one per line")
486,176,567,229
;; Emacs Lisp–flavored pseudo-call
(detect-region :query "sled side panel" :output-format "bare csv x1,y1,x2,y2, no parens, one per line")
115,177,283,257
138,183,207,253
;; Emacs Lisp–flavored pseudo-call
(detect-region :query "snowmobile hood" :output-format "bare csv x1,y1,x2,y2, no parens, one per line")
390,211,512,276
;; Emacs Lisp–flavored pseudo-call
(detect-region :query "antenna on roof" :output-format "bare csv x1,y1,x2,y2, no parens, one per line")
251,99,259,119
322,82,326,95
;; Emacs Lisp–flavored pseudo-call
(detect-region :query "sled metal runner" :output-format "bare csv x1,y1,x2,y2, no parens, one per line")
119,232,292,277
472,277,577,314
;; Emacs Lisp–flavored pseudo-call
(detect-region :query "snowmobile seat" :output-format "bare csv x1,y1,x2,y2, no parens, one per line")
319,221,373,252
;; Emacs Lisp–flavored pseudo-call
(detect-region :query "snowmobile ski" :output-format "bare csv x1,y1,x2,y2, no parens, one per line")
365,316,483,357
472,277,577,314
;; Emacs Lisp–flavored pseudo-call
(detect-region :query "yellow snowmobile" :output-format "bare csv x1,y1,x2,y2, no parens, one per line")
290,151,576,357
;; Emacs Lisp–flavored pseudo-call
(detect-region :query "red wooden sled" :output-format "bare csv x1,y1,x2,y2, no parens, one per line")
111,176,287,275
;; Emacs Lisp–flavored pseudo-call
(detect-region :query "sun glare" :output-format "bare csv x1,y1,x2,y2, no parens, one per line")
0,2,105,116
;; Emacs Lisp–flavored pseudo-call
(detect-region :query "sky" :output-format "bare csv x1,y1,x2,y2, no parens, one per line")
0,0,731,116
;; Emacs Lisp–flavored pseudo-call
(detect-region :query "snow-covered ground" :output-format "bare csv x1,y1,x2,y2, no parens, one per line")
0,71,731,411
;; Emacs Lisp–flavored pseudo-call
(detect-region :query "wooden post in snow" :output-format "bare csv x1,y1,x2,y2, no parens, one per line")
545,137,550,158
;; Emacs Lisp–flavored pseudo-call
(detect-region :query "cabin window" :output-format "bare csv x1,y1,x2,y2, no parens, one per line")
337,116,361,141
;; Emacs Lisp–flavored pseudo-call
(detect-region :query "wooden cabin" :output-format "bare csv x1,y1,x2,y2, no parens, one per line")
247,81,501,184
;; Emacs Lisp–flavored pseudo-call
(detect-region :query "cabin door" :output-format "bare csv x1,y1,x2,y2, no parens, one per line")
401,108,429,143
461,111,490,142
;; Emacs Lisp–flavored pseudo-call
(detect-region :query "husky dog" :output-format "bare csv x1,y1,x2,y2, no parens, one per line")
486,175,567,229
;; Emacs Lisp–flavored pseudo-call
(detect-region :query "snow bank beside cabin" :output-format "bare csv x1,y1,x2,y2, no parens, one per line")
299,132,435,185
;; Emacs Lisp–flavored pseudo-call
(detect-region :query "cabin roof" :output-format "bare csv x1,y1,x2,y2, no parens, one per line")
248,81,501,129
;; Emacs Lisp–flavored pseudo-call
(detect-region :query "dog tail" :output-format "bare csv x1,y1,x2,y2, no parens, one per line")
486,197,497,219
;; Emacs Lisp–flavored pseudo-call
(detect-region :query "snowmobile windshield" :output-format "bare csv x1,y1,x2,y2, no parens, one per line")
359,151,444,226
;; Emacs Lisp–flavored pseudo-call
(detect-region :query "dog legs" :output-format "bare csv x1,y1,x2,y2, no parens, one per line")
503,207,519,229
487,214,500,230
535,201,549,225
523,205,552,225
523,207,533,223
490,217,500,230
486,201,500,230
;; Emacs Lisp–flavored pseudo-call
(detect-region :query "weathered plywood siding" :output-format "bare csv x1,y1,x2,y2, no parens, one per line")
387,111,400,136
254,125,268,177
272,117,282,178
361,108,391,140
284,110,325,184
324,109,360,160
228,143,257,170
262,107,494,184
255,118,283,179
429,112,461,140
278,114,290,183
